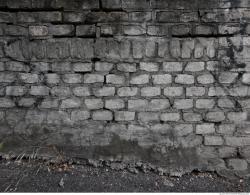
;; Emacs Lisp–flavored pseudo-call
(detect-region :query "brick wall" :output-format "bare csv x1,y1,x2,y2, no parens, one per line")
0,0,250,176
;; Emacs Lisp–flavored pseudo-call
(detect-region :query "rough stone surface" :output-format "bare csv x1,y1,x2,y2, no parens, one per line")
0,0,250,177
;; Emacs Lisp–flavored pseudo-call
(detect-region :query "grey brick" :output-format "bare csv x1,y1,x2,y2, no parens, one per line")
117,87,138,96
71,110,90,121
197,74,214,84
30,86,49,96
225,137,250,146
148,99,170,111
6,61,29,72
219,72,238,84
181,40,194,59
0,73,16,83
218,124,235,135
186,87,206,97
49,25,74,36
115,111,135,121
0,98,15,108
124,25,145,35
218,98,235,108
160,112,181,122
130,12,151,22
25,110,46,124
85,99,103,110
117,63,136,72
141,87,161,97
45,74,60,84
196,99,215,109
152,74,172,85
205,112,226,122
93,87,115,97
175,74,194,84
106,74,125,85
183,112,202,122
138,112,159,122
31,62,49,72
29,25,48,37
227,112,247,122
163,62,183,72
242,73,250,84
51,87,71,97
185,62,205,72
196,123,215,134
19,73,39,83
76,25,96,37
130,74,149,84
204,136,224,146
140,62,158,72
173,99,193,109
92,110,113,121
63,12,86,23
5,25,28,36
51,62,71,72
0,12,15,23
218,147,237,158
47,111,71,125
62,74,82,83
128,99,148,111
61,98,82,109
164,87,184,97
73,87,90,97
6,86,26,96
105,99,125,109
208,87,227,96
73,62,92,72
172,24,191,36
170,39,181,58
102,0,122,9
84,74,104,83
17,12,62,23
174,124,193,136
39,98,59,109
227,159,248,171
147,25,168,36
18,98,36,107
95,62,113,72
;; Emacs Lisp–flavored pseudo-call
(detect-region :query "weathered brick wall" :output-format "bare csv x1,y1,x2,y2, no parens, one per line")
0,0,250,176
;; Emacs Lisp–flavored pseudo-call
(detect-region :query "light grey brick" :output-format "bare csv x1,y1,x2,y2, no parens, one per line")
92,110,113,121
227,112,247,122
130,74,149,84
39,98,59,109
138,112,159,122
175,74,194,84
49,25,74,36
0,62,4,71
170,39,181,58
186,87,206,96
30,86,49,96
141,87,161,97
117,87,138,96
47,111,71,125
219,72,238,84
130,12,151,22
124,25,145,35
225,137,250,146
218,147,237,158
62,74,82,83
106,74,125,85
218,98,235,108
84,74,104,83
208,87,227,96
152,74,172,84
105,99,125,109
73,62,92,72
6,86,26,96
196,99,215,109
218,124,235,135
6,61,29,72
174,124,193,136
29,25,48,37
71,110,90,121
164,87,183,97
163,62,182,72
242,73,250,84
95,62,113,72
181,40,194,59
93,87,115,97
183,112,202,122
19,73,39,83
205,112,226,122
0,98,15,108
73,87,90,97
196,123,215,134
18,98,36,107
117,63,136,72
63,12,85,23
185,62,205,72
139,62,159,72
148,99,170,111
204,136,224,146
160,112,181,122
85,98,103,110
128,99,148,111
61,98,82,109
51,87,71,97
227,159,248,171
173,99,193,109
45,74,60,84
115,111,135,121
197,74,214,84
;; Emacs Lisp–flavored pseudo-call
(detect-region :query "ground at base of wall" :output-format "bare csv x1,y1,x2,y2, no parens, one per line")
0,159,249,192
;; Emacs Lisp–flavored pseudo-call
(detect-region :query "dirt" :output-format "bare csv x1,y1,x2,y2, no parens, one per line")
0,158,249,192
